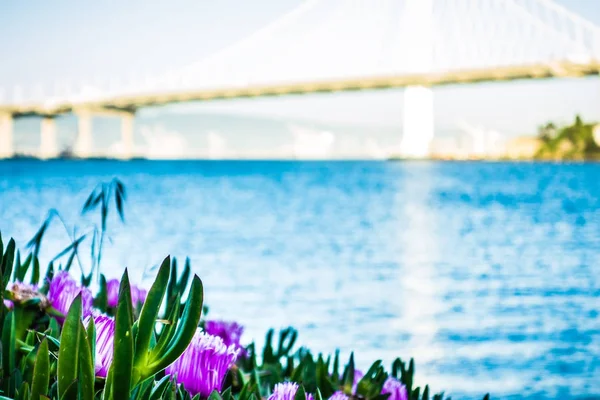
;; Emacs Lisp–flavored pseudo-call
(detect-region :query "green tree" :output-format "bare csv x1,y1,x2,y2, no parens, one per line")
535,115,600,160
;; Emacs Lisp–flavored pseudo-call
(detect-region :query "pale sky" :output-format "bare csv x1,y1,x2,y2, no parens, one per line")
1,0,600,157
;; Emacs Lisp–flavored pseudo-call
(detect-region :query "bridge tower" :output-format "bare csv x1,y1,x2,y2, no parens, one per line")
73,109,135,159
40,116,59,159
400,0,434,159
74,110,93,158
120,112,134,160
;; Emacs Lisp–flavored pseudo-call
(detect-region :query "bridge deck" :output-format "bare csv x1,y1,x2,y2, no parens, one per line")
1,60,598,117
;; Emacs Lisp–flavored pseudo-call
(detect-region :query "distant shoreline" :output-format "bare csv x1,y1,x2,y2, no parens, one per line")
2,155,599,163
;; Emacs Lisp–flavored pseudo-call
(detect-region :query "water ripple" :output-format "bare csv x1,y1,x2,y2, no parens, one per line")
0,160,599,399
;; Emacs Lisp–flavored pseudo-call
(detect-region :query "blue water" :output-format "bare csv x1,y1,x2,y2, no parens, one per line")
0,160,599,399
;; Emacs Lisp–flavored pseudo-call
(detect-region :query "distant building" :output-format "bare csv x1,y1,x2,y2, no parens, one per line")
430,127,507,160
429,136,466,159
207,131,227,159
504,136,542,159
289,125,335,159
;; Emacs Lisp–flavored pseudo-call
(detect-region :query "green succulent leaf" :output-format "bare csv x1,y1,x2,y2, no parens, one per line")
109,269,134,398
167,258,178,305
16,251,32,282
43,262,55,293
14,307,37,340
132,378,153,400
179,258,191,294
47,317,61,339
86,316,96,364
7,368,23,398
331,350,340,382
94,274,109,311
262,329,275,364
316,354,334,398
342,353,355,394
17,381,29,400
2,238,15,284
61,379,79,400
147,275,203,375
148,375,172,400
134,256,171,374
64,250,77,274
30,338,50,400
208,390,224,400
57,294,82,400
356,360,387,399
277,328,297,358
238,380,257,400
2,311,17,376
36,331,61,352
103,367,115,400
294,385,307,400
30,257,40,287
221,387,232,400
152,292,181,357
77,320,95,400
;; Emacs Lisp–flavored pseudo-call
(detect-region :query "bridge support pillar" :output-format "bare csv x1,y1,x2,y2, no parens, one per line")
399,0,434,159
74,111,93,158
40,117,59,159
400,86,434,158
0,113,14,159
120,113,134,160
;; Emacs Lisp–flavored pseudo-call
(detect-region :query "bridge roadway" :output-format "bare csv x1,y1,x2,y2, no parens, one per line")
1,60,599,116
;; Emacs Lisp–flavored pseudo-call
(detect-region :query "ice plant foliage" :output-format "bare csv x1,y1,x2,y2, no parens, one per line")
84,313,115,377
106,278,147,307
47,271,93,321
166,331,239,397
347,367,408,400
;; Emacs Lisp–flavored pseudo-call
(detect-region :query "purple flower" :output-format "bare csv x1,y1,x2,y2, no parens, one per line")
328,392,349,400
382,377,408,400
106,278,147,308
351,373,407,400
47,271,93,322
3,300,13,310
166,331,239,397
268,382,314,400
132,286,147,306
352,369,364,393
84,314,115,377
106,279,120,308
204,320,244,350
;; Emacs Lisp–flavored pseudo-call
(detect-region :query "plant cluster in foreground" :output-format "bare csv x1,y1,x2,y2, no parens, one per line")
0,179,490,400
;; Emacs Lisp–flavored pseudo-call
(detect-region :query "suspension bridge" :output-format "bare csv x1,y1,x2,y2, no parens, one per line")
0,0,599,159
